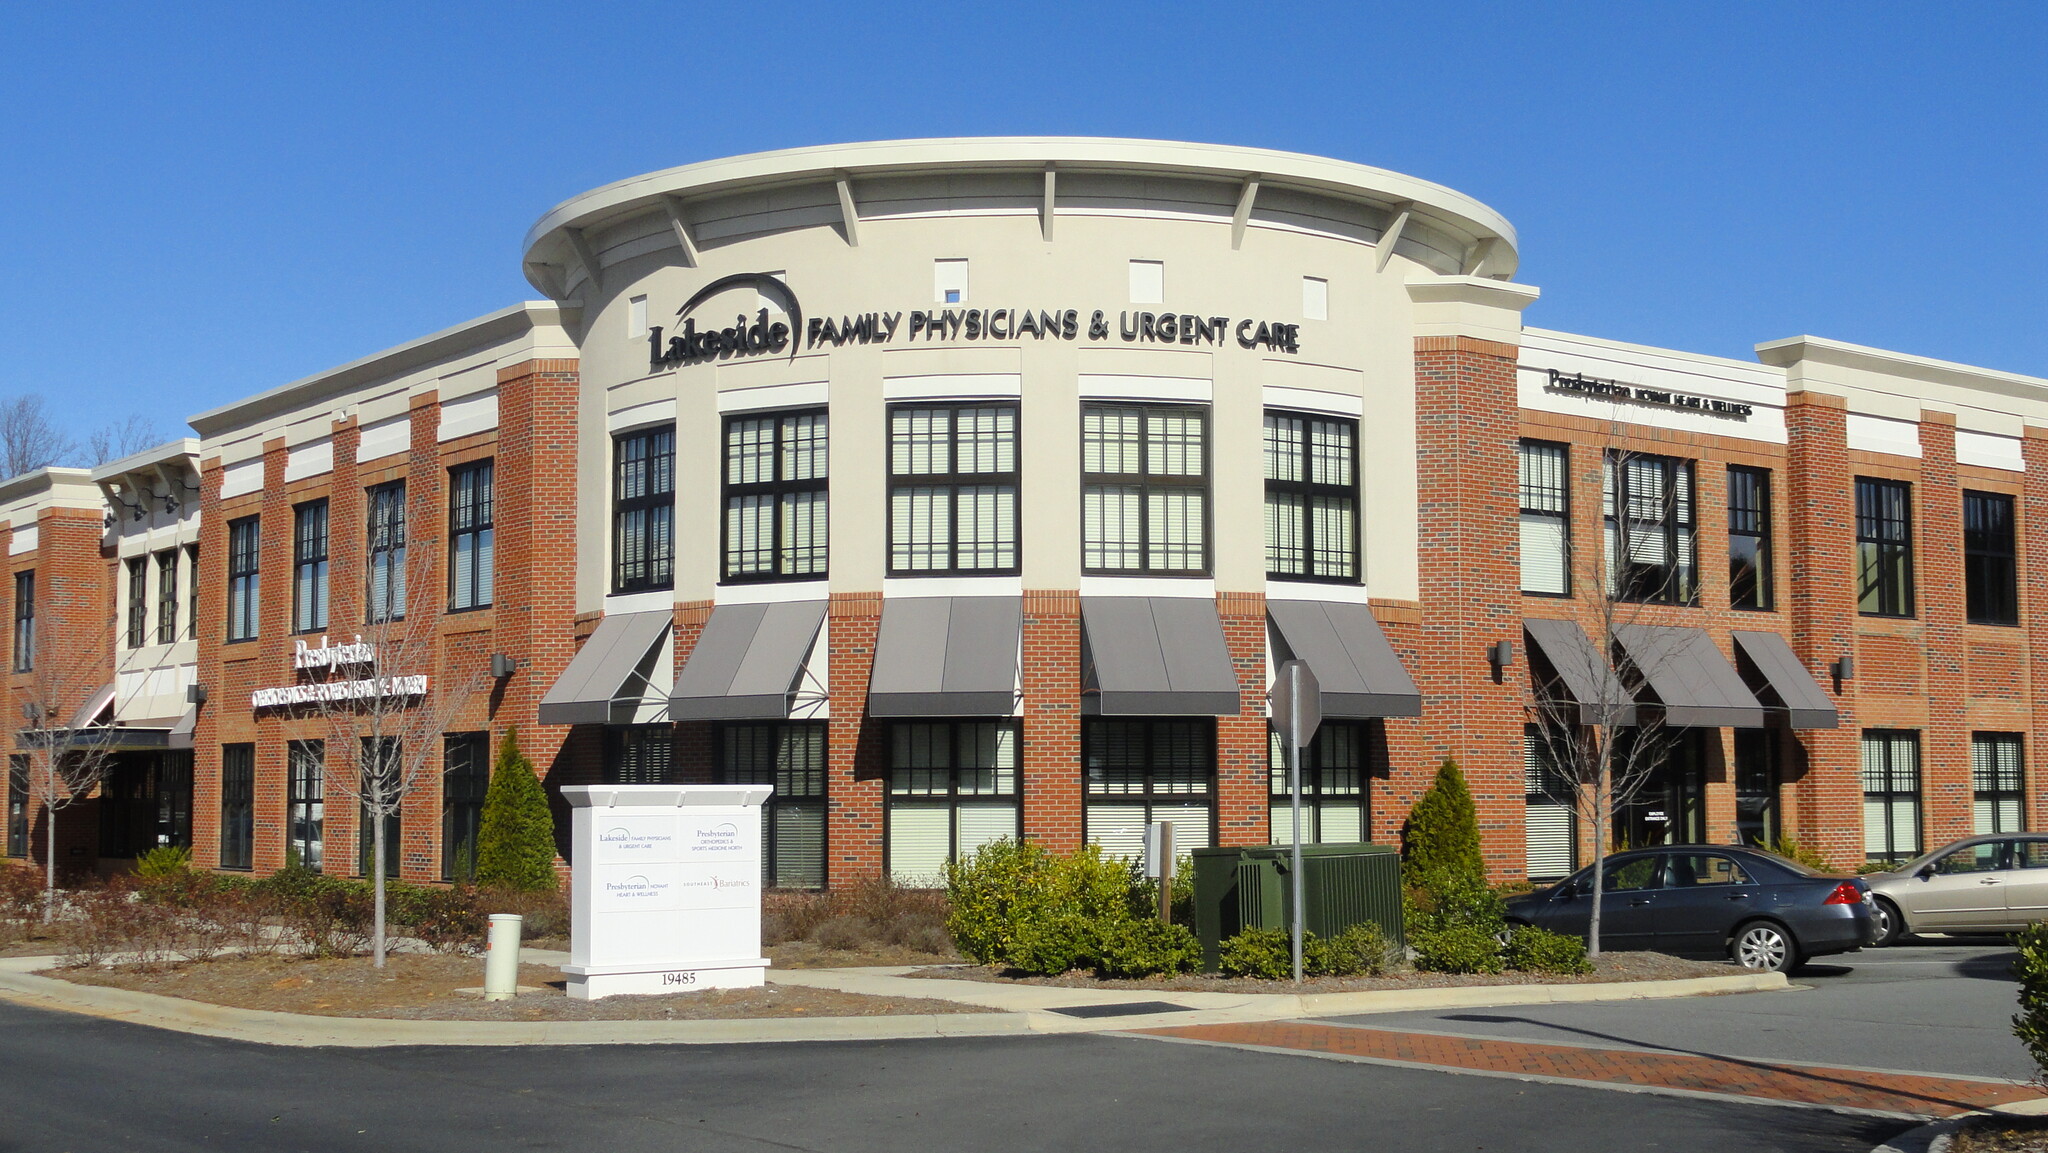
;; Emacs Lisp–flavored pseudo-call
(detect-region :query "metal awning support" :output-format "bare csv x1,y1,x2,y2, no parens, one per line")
670,601,829,721
537,611,674,726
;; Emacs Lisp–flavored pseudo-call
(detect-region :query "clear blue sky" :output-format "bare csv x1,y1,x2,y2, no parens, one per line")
4,3,2044,445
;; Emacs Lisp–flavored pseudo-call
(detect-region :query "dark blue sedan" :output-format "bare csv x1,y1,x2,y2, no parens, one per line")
1504,845,1873,973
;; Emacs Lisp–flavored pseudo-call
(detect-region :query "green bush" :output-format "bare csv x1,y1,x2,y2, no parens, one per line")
1096,919,1201,979
1857,859,1902,876
1403,758,1484,882
1769,837,1831,873
1316,920,1397,977
387,883,486,954
1504,925,1592,974
1404,865,1506,936
946,839,1143,974
1219,926,1293,979
1005,913,1102,976
2014,922,2048,1081
1411,924,1505,974
133,845,192,880
475,728,559,892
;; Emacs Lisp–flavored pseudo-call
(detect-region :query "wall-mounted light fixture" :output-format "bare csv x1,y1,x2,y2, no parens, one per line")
491,653,518,679
186,683,208,705
1830,655,1854,694
1487,640,1515,683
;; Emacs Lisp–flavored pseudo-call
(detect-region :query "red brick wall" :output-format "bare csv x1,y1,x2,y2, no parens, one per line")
826,592,884,881
1021,590,1081,852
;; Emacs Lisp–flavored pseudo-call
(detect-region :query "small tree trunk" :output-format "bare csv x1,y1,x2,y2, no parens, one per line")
41,801,56,925
372,802,388,970
1588,765,1608,959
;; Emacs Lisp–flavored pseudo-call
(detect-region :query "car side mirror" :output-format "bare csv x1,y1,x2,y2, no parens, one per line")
1916,863,1936,879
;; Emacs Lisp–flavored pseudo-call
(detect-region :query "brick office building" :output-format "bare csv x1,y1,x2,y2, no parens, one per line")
7,138,2047,887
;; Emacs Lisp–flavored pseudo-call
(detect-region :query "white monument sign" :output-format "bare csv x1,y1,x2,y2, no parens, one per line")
560,783,772,999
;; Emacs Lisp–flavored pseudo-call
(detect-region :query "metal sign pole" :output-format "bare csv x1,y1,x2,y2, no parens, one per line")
1271,659,1320,988
1290,724,1304,985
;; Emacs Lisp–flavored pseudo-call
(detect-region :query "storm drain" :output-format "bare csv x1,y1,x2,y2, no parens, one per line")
1046,1001,1194,1018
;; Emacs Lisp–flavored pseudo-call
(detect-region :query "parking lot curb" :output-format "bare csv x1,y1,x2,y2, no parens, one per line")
0,956,1792,1048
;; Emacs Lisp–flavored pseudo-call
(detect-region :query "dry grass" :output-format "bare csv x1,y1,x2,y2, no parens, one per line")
764,877,957,961
1953,1116,2048,1153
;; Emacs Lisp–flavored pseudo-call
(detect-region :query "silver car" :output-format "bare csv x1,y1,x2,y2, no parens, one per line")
1863,834,2048,944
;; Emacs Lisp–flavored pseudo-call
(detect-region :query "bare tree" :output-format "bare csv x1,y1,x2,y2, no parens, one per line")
87,416,166,467
1524,442,1688,957
12,619,119,921
293,533,487,967
0,396,78,480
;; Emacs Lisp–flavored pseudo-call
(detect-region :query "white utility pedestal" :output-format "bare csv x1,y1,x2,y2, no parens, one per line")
559,783,772,1000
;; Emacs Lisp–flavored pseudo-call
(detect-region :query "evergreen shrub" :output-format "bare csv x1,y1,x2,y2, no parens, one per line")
1095,919,1202,979
1219,926,1292,979
1411,923,1505,974
474,728,558,892
1403,758,1484,882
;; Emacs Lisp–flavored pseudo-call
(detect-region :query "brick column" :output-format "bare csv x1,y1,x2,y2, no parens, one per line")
1021,589,1081,853
826,591,884,884
1918,414,1970,848
401,395,446,883
671,600,716,784
1781,393,1861,867
1369,601,1426,846
1216,591,1268,847
495,360,580,804
2024,429,2048,834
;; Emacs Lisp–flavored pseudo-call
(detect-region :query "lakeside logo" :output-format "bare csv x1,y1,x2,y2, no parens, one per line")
603,874,672,902
648,272,802,370
690,822,744,853
597,825,674,854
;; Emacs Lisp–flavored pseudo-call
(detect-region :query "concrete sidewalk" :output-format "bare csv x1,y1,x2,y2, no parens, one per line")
0,951,1789,1049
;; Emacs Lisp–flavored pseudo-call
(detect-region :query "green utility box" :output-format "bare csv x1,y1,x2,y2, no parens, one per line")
1190,843,1405,972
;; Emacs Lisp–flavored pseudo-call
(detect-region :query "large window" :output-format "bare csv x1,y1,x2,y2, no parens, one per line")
1861,730,1921,862
1268,721,1367,844
11,571,32,671
1523,728,1577,881
292,499,329,634
220,744,254,870
1604,452,1696,604
888,404,1017,575
1974,733,2025,835
723,410,828,581
1734,728,1780,848
442,732,489,882
1265,412,1359,583
448,461,494,611
125,556,147,649
158,752,193,851
718,723,826,889
1728,466,1773,611
184,544,198,641
227,518,260,641
155,550,179,645
1082,404,1208,575
366,481,407,623
1083,719,1215,859
1965,491,2018,626
887,722,1021,884
1518,440,1570,596
287,740,324,872
613,425,675,593
604,725,674,784
359,737,400,879
1856,478,1914,617
6,756,26,858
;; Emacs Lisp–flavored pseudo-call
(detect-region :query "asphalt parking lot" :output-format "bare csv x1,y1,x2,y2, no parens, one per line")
1335,938,2032,1082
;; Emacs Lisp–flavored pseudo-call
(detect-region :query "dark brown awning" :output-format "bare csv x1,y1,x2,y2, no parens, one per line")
1266,600,1420,719
537,610,673,725
1731,630,1839,729
869,597,1021,717
1612,625,1766,729
1081,597,1240,716
670,601,827,721
1523,618,1636,727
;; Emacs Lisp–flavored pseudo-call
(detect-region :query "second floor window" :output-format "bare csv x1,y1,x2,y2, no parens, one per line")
125,556,147,649
1082,404,1208,575
367,482,407,623
448,460,494,611
1856,477,1914,617
1605,452,1696,604
1518,440,1570,596
227,518,259,642
723,411,828,582
1265,412,1359,583
613,426,675,593
1965,490,2017,626
889,404,1017,575
292,500,329,634
184,544,198,641
1728,466,1773,611
155,550,179,645
11,571,32,671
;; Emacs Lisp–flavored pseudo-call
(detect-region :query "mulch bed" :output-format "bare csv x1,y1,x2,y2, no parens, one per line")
1955,1116,2048,1153
50,954,983,1021
910,950,1734,994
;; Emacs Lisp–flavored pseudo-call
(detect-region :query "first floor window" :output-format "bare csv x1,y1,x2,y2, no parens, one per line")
443,732,490,882
1974,733,2026,835
1268,721,1368,844
605,725,674,784
718,723,826,889
1083,719,1215,859
887,721,1021,885
157,751,193,850
1862,730,1921,862
221,744,254,870
1733,728,1780,848
1523,728,1577,881
359,738,400,879
288,740,324,872
6,756,27,858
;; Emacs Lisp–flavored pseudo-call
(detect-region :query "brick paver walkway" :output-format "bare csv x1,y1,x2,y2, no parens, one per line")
1135,1021,2040,1118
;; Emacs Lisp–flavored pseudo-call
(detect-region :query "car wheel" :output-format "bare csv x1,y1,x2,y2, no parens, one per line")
1732,921,1801,974
1871,897,1903,947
